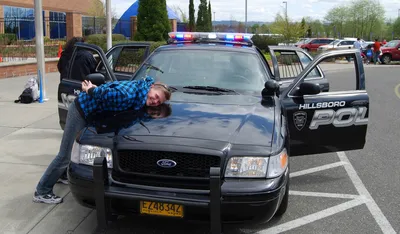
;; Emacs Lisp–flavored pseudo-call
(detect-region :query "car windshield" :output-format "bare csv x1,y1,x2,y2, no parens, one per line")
304,39,313,44
329,40,340,45
383,40,399,48
132,49,268,92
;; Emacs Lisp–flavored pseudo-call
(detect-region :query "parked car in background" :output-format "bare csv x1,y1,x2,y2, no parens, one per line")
318,39,357,52
379,40,400,64
299,38,335,51
294,38,310,47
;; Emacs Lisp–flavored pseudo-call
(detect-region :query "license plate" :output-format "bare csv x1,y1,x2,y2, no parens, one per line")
140,201,184,218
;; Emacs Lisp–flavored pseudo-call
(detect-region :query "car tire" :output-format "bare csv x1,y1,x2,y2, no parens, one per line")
275,176,289,217
381,54,391,64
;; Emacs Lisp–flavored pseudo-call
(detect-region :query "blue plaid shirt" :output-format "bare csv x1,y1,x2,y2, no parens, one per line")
75,76,154,118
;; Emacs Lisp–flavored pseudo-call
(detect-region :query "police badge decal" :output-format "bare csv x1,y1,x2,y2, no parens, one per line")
293,111,307,131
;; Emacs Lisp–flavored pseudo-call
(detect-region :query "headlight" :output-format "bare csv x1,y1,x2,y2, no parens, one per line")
71,141,113,168
225,157,269,178
224,148,288,178
267,148,288,178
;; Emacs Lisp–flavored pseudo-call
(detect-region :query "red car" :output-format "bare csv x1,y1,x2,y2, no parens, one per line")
300,38,335,52
380,40,400,64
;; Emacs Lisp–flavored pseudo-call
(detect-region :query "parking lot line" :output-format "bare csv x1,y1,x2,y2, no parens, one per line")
259,198,367,234
290,161,348,178
337,152,396,234
289,190,361,199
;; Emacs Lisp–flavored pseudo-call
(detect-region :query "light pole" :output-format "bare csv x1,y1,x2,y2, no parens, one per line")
34,0,47,102
106,0,112,50
283,1,288,43
245,0,247,33
213,12,216,32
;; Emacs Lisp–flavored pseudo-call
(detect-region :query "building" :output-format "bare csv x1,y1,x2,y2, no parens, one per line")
0,0,91,40
113,0,181,39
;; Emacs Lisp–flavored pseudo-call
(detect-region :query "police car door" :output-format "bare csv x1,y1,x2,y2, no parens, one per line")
99,43,151,81
281,50,369,156
268,46,329,93
57,43,116,130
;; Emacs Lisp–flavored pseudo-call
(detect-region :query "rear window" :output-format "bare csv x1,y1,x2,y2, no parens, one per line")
132,49,268,91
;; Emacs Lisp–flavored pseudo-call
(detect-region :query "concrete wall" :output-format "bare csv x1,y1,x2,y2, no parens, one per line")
0,0,91,14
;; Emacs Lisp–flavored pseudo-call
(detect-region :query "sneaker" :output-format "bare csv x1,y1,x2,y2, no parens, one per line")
33,192,63,204
57,178,69,185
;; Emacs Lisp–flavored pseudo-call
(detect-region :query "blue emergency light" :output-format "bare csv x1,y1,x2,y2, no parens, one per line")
168,32,253,44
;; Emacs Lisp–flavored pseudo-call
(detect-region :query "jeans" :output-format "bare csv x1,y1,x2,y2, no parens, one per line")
36,101,86,195
373,51,380,64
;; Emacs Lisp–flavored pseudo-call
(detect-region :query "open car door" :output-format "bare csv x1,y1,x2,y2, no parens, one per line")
268,46,329,93
280,49,369,156
98,43,151,81
57,43,116,130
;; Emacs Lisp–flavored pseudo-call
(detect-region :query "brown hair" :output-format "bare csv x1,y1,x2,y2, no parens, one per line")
153,82,172,101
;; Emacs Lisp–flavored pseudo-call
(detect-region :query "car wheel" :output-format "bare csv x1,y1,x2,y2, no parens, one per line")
275,177,289,216
381,54,391,64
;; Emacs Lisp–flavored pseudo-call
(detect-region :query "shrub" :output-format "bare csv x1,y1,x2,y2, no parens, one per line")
251,34,281,52
0,34,17,45
85,34,126,49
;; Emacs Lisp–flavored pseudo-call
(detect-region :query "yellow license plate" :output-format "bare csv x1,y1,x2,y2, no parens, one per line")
140,201,184,218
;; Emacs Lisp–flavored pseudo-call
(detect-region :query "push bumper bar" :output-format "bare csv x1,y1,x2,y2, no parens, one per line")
93,156,223,234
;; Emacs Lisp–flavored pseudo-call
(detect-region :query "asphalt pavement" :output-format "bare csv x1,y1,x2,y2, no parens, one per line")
0,63,399,234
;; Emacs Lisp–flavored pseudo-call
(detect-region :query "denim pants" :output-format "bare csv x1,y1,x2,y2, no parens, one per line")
36,101,86,195
373,51,380,64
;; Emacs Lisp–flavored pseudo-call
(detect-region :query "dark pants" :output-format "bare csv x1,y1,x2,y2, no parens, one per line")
35,101,86,195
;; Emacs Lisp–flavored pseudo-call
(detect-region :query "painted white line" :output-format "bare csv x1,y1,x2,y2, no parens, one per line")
259,198,366,234
290,161,348,178
289,190,362,199
337,151,396,234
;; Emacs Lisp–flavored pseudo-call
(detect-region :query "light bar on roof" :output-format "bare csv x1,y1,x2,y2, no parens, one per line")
168,32,253,43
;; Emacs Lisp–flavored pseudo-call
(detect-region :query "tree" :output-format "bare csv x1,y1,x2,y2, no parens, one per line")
171,5,188,23
324,0,385,40
300,18,307,37
134,0,171,41
208,1,213,31
270,13,303,43
188,0,195,31
393,18,400,38
196,0,208,31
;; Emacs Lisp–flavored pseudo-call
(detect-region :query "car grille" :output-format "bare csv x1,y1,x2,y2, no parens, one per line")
113,150,221,189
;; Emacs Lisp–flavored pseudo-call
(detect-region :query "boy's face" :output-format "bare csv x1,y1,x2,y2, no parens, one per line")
146,86,166,106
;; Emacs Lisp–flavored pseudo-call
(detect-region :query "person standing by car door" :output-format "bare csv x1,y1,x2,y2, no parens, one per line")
373,38,382,65
57,37,85,81
32,76,172,204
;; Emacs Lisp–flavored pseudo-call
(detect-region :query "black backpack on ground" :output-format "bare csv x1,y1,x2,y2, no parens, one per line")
14,87,34,104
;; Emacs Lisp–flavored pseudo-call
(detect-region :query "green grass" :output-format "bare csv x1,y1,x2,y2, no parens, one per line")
264,53,271,61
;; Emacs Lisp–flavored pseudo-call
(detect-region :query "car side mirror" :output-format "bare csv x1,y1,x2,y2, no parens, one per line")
298,82,321,95
262,80,280,97
86,73,106,86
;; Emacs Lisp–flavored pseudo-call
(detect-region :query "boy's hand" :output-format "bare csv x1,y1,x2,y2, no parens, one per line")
81,80,97,93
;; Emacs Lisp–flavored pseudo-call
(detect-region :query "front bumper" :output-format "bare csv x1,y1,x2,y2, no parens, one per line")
68,157,288,232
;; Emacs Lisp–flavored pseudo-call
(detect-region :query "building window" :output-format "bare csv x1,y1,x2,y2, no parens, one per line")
3,6,66,40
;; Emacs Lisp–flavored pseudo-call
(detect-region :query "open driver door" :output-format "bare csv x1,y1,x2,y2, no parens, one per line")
280,49,369,156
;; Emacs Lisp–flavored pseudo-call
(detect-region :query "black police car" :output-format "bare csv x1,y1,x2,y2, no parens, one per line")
59,32,369,233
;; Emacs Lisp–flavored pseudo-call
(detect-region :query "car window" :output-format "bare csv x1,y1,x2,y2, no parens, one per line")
114,47,147,73
132,50,268,91
297,52,321,78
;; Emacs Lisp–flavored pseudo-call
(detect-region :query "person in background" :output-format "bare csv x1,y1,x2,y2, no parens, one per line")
365,44,373,65
373,38,382,65
32,76,172,204
57,37,85,81
353,38,362,52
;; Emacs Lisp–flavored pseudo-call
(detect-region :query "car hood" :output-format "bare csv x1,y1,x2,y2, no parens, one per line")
85,92,276,148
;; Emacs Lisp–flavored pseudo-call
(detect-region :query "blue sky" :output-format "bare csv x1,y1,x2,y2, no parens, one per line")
111,0,399,22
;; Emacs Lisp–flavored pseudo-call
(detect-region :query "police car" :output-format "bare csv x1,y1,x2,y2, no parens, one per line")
60,32,369,233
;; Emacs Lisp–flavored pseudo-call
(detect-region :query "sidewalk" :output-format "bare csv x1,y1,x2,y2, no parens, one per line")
0,73,97,234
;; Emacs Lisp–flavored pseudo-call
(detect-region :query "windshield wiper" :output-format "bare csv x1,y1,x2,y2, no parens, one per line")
182,86,239,94
143,63,164,73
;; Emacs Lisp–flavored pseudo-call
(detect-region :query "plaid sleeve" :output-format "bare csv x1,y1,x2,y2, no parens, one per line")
89,81,137,104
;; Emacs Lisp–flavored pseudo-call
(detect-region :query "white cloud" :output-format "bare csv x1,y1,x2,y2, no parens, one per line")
111,0,399,22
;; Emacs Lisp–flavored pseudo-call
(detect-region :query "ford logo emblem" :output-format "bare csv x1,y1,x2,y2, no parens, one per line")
156,159,177,168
